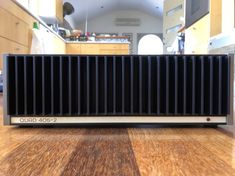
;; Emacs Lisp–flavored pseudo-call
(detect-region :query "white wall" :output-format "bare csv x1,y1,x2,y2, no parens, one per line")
222,0,234,33
77,10,163,54
163,0,185,54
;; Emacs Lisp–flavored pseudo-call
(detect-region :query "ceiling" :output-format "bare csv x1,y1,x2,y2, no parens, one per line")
63,0,164,25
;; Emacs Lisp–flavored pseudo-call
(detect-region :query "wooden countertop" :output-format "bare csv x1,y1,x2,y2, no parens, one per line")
66,41,130,44
95,36,129,39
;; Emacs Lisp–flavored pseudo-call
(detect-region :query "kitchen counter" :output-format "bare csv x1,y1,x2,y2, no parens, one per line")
66,41,130,44
208,29,235,51
67,42,130,54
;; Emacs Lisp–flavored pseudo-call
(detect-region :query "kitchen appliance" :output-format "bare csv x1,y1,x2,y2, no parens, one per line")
3,54,234,126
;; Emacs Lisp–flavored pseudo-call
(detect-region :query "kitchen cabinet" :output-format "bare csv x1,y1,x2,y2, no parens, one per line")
185,15,210,54
38,0,63,23
185,0,222,54
80,44,100,54
56,0,63,22
12,15,29,46
0,8,29,47
0,0,65,71
210,0,222,37
51,34,66,54
66,44,81,54
11,41,28,54
99,43,129,54
0,7,29,70
66,43,130,55
0,8,13,41
0,37,28,70
0,37,11,70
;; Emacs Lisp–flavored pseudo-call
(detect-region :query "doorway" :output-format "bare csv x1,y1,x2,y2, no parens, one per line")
138,34,163,54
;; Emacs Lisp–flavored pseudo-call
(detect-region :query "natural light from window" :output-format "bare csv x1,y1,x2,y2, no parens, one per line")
138,34,163,55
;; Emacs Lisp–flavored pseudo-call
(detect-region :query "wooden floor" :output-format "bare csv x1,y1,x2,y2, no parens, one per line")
0,96,235,176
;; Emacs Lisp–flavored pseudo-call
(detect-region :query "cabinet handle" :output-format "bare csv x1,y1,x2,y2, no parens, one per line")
15,48,20,51
15,22,20,25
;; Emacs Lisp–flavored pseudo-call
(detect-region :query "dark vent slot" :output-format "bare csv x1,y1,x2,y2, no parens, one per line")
5,54,231,117
115,56,122,113
133,56,139,114
177,56,184,114
142,56,148,114
194,56,202,114
160,57,166,114
222,56,230,114
147,56,152,114
80,56,87,114
130,56,134,114
16,56,25,115
204,57,211,115
50,56,54,114
104,56,108,114
70,56,79,114
138,56,143,114
34,57,42,115
98,56,105,114
68,56,72,115
124,56,131,113
157,56,161,114
7,57,16,115
43,56,52,115
107,56,114,114
191,56,196,114
51,57,60,115
77,56,81,114
24,56,34,115
168,56,175,114
95,56,99,114
150,56,157,114
186,57,192,114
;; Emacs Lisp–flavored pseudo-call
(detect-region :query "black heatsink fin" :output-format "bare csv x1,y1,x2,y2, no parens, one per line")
5,54,230,117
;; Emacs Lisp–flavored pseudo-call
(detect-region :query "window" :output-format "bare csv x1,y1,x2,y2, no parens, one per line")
166,4,183,16
166,24,182,34
138,34,163,55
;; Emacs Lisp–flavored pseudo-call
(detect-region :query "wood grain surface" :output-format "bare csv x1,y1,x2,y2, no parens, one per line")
62,129,140,176
0,95,235,176
128,128,235,176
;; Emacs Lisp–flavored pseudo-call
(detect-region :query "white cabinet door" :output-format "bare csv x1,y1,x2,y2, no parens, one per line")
37,0,63,23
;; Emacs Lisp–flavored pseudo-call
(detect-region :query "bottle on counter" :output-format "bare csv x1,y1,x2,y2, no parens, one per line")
33,22,39,29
